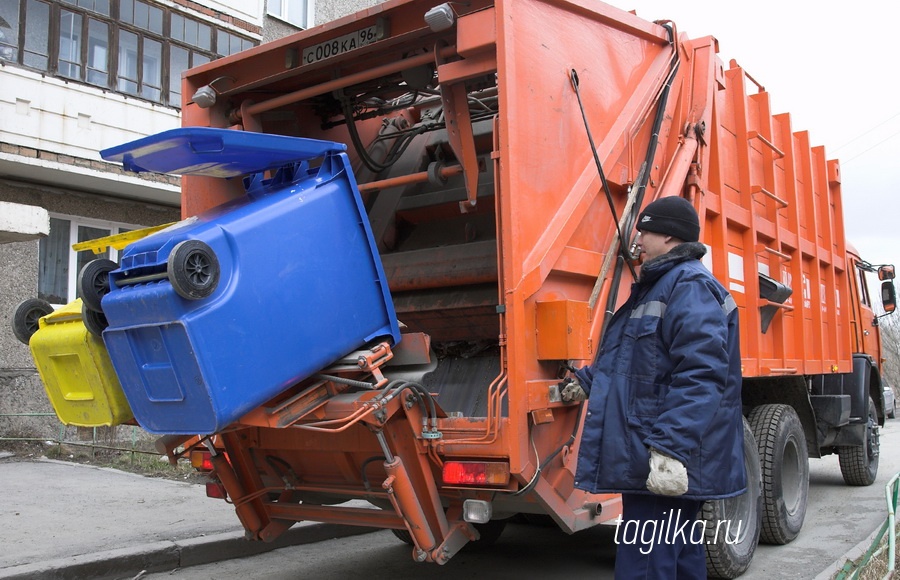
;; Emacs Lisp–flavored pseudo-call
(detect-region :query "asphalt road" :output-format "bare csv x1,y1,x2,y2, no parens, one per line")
144,419,900,580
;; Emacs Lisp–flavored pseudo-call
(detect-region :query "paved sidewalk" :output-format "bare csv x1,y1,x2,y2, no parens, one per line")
0,455,374,580
0,453,881,579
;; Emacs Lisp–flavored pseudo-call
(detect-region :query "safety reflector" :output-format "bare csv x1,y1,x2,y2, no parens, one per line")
205,481,227,499
442,461,510,486
190,450,214,471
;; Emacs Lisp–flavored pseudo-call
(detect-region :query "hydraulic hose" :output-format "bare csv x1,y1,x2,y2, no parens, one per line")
341,97,421,173
600,24,680,337
569,68,635,281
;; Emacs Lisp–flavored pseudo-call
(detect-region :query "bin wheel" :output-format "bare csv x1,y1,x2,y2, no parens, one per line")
82,302,109,338
11,298,54,345
167,240,219,300
78,258,118,312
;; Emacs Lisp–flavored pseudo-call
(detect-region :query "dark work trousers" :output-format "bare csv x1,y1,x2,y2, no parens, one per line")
614,493,707,580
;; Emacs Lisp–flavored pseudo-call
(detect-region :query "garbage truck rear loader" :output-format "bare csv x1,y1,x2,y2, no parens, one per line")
131,0,897,576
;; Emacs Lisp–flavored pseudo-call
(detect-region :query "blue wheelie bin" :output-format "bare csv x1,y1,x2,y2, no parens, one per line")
99,128,400,434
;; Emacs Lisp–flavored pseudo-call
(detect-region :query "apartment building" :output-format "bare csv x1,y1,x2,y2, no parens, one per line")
0,0,381,438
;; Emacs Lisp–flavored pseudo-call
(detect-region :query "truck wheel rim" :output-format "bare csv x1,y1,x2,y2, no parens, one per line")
782,438,802,513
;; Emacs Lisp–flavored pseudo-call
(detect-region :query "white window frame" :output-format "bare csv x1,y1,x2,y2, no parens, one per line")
267,0,314,30
43,212,145,306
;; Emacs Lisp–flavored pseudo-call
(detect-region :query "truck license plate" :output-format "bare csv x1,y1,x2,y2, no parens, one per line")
303,26,380,65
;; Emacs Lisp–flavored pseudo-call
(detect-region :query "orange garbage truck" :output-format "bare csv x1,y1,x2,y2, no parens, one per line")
98,0,897,577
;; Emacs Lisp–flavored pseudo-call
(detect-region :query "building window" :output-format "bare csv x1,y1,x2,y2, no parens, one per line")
86,17,109,85
23,0,50,70
141,36,161,100
267,0,312,29
57,9,83,79
1,0,257,108
39,215,144,306
61,0,110,16
171,12,211,51
0,1,19,61
116,28,161,100
216,28,254,58
116,28,139,94
168,44,209,107
119,0,161,34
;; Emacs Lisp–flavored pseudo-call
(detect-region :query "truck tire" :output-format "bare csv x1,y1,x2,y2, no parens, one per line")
838,397,879,486
704,418,762,579
389,528,416,546
390,519,507,549
747,404,808,545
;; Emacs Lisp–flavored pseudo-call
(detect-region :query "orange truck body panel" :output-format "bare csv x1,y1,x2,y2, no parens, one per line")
171,0,880,559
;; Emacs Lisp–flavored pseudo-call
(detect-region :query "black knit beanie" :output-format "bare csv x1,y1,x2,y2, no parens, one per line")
636,196,700,242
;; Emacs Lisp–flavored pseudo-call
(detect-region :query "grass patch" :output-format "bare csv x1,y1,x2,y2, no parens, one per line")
834,520,899,579
1,439,207,484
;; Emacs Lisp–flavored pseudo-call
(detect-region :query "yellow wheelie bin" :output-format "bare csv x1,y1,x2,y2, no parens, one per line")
28,299,133,427
16,224,176,427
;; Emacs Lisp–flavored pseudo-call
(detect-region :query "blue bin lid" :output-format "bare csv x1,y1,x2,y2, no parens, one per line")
100,127,347,178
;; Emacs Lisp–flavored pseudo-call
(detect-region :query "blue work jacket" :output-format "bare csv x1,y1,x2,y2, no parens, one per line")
573,242,746,499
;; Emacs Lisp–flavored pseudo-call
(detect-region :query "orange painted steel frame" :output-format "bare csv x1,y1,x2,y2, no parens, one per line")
174,0,876,557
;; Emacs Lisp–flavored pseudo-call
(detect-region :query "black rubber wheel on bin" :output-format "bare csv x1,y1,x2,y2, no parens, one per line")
11,298,54,344
167,240,219,300
82,302,109,338
78,258,118,312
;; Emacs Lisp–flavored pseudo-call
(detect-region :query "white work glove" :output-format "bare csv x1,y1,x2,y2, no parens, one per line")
646,448,688,496
560,378,586,403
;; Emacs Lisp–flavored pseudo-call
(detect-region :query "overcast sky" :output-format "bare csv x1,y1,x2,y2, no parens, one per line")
616,1,900,273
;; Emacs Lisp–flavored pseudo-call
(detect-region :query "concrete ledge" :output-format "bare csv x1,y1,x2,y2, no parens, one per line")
177,523,378,568
815,519,887,579
0,541,180,580
0,523,378,580
0,201,49,244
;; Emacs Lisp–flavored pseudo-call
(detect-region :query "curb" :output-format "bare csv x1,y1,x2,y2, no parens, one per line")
0,522,378,580
814,521,887,580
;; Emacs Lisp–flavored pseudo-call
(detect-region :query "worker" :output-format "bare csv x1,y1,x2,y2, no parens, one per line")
561,196,746,579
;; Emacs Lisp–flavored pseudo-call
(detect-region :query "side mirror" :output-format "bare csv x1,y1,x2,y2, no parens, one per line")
879,265,895,281
882,280,897,314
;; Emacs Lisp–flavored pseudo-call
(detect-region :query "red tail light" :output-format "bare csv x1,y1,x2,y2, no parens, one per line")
442,461,510,486
190,450,214,471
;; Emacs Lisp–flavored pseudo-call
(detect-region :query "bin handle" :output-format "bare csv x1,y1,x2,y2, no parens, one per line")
189,134,226,154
